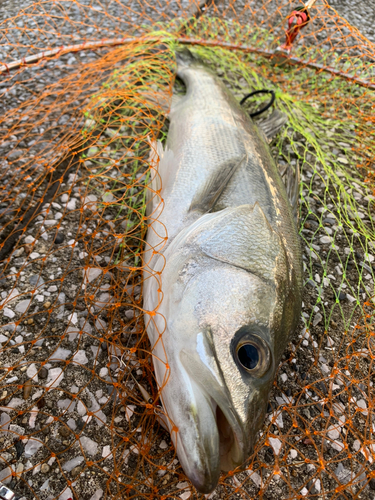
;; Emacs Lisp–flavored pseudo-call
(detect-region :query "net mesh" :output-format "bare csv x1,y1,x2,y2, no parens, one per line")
0,2,374,499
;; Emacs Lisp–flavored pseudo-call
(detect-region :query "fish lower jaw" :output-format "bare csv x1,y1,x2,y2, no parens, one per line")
215,403,244,472
182,400,244,493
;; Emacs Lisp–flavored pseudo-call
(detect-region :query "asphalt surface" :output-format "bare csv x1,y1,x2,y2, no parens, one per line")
0,2,374,500
0,0,375,42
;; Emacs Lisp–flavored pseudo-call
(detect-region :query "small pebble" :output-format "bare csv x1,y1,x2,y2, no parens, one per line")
43,301,51,309
23,380,32,399
54,232,65,244
59,426,71,438
303,438,315,446
29,274,44,286
41,463,50,474
71,465,83,478
39,367,48,379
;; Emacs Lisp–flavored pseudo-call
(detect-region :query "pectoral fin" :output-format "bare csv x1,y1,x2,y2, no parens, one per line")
189,155,247,214
183,203,287,284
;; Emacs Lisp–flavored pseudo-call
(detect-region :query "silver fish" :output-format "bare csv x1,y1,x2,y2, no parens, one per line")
143,51,302,494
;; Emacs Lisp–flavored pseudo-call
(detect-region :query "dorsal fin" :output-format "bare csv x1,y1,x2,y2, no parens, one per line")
279,161,300,222
189,155,247,214
256,110,299,219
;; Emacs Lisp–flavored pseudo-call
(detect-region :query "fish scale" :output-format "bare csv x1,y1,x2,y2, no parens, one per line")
143,50,302,494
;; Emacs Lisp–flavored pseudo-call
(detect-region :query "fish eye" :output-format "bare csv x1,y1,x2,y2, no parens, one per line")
237,343,259,370
233,328,271,377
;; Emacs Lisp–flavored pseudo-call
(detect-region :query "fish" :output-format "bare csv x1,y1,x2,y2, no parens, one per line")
143,50,302,494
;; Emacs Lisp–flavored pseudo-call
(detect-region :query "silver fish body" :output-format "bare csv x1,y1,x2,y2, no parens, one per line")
143,52,302,493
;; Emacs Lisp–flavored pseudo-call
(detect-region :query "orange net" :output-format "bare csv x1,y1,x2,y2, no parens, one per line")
0,1,374,499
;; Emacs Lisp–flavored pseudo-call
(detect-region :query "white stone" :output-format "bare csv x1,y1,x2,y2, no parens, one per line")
102,192,114,203
0,466,13,485
3,307,15,318
247,469,262,487
58,487,73,500
125,405,136,422
0,334,8,343
40,479,50,490
1,397,23,412
68,312,78,325
84,267,102,283
177,482,190,489
313,479,321,493
60,194,69,203
99,367,108,377
29,407,38,428
80,436,98,456
289,449,298,459
353,440,361,452
0,413,11,433
73,350,88,365
46,367,64,388
66,198,77,210
269,437,282,455
331,440,344,452
82,194,98,211
102,445,112,459
67,418,76,430
313,313,323,327
0,288,20,306
90,490,104,500
62,455,84,472
357,399,368,415
320,235,332,244
179,492,191,500
77,401,86,416
327,425,340,440
94,410,107,427
159,440,168,449
49,347,71,362
47,285,58,292
24,235,36,244
26,363,38,381
95,292,112,310
29,252,40,259
58,399,76,412
16,299,32,313
24,437,43,457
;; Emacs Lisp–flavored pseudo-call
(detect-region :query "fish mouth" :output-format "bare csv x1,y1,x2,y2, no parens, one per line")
178,347,248,493
176,388,246,494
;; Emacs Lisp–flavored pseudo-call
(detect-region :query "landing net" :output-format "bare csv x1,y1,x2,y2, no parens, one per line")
0,2,374,499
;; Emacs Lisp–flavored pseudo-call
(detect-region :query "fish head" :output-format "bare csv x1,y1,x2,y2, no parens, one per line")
149,203,301,493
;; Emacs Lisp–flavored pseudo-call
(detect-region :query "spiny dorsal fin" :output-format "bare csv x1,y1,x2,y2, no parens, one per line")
257,109,288,142
189,155,247,213
279,161,300,222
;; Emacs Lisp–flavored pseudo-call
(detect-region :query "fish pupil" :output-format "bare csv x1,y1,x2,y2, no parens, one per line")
238,344,259,370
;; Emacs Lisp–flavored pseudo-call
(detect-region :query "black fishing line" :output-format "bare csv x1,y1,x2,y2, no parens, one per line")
240,89,275,118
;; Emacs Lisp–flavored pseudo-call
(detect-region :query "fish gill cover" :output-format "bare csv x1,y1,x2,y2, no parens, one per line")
0,1,374,499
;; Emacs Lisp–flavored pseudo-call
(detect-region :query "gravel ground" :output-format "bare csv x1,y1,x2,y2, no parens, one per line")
1,2,375,500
